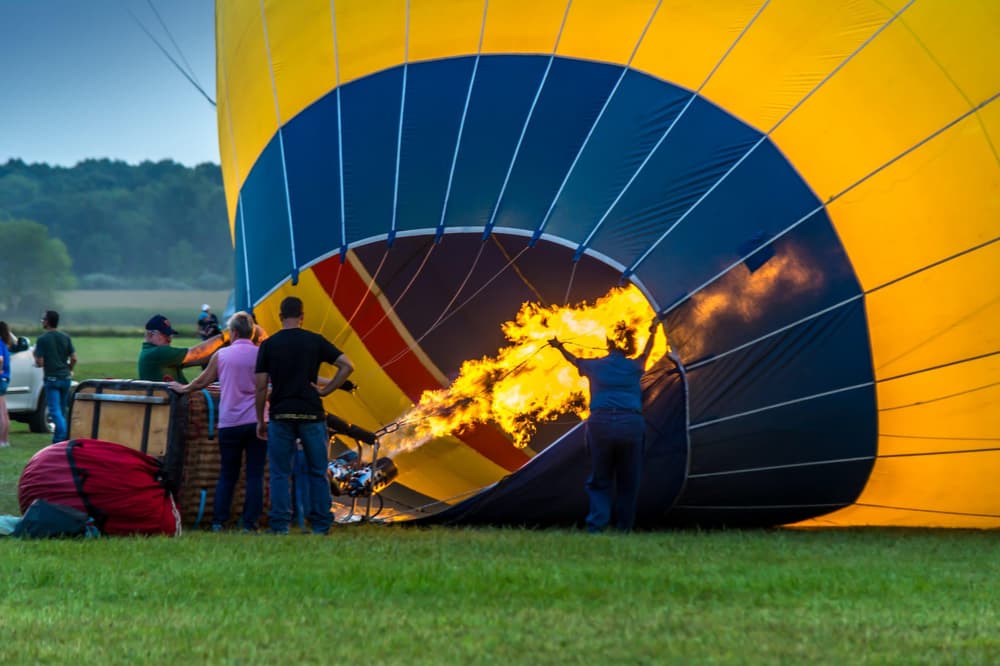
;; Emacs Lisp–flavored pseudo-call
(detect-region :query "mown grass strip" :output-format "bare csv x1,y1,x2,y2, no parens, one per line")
0,528,997,664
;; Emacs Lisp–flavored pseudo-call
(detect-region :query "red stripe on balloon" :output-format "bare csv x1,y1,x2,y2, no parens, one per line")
312,256,529,472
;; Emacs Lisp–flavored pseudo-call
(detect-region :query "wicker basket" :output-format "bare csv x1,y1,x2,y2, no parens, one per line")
178,388,270,529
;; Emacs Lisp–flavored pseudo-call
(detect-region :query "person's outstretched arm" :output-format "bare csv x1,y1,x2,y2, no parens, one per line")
181,331,229,367
168,353,220,394
549,338,580,369
637,316,661,365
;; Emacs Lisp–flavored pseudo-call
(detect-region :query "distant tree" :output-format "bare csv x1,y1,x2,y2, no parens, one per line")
167,238,201,276
0,172,40,214
0,159,233,290
0,218,75,316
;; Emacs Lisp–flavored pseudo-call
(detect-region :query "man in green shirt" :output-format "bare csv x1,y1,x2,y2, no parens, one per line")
138,314,227,383
33,310,76,442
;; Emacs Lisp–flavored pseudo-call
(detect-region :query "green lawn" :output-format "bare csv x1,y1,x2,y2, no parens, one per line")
1,339,997,663
7,289,230,333
0,513,996,664
73,335,202,380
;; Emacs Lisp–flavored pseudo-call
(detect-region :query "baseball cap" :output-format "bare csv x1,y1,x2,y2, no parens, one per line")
145,314,179,336
202,304,211,311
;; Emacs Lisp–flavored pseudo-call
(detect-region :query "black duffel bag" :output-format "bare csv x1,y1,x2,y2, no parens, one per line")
12,499,99,539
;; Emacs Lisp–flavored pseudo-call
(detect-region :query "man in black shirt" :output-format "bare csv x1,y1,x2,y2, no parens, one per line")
255,296,354,534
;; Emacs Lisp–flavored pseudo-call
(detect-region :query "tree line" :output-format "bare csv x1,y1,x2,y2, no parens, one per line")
0,158,233,317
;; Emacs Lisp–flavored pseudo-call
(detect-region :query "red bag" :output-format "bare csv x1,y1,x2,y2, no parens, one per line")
18,439,181,537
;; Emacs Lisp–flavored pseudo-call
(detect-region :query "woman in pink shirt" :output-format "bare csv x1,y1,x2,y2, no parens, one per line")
170,311,267,531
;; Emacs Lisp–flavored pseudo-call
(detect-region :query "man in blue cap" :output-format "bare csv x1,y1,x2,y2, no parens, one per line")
138,313,226,382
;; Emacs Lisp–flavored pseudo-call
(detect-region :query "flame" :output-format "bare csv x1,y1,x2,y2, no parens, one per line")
380,285,666,456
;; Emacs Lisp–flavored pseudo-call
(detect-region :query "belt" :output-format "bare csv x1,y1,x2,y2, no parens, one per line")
271,413,324,422
590,408,642,415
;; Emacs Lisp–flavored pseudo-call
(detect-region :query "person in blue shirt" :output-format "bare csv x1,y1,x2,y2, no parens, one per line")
550,316,660,533
0,321,11,448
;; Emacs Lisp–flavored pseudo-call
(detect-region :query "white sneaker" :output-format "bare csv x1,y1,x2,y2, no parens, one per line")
0,442,9,448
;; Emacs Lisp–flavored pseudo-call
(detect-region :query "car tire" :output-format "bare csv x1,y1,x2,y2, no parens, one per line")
27,395,51,434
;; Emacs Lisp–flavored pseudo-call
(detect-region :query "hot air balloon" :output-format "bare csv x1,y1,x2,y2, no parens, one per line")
214,1,1000,528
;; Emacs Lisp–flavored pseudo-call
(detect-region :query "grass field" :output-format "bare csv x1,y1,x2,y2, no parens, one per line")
9,289,231,333
72,335,203,380
1,338,997,663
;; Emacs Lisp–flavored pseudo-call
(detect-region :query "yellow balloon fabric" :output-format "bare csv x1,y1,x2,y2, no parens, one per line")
216,1,1000,528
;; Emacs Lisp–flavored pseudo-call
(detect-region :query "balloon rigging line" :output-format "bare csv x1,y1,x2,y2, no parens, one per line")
878,445,1000,457
690,349,999,437
877,347,1000,385
898,15,1000,167
217,30,243,224
625,0,917,279
572,0,744,259
688,347,1000,435
853,503,1000,520
867,229,1000,297
380,244,531,370
359,242,437,343
484,0,573,239
435,240,518,326
390,0,411,244
678,235,1000,425
258,1,299,280
660,102,1000,356
427,239,488,332
237,197,252,312
490,235,547,306
437,0,490,239
217,21,240,179
276,131,299,282
124,5,215,107
555,0,764,254
411,243,532,337
405,486,496,517
531,0,665,245
335,248,389,345
686,455,874,479
562,259,578,306
368,237,460,368
688,382,873,431
144,0,203,92
672,503,844,511
316,256,344,335
579,0,771,258
375,239,484,369
329,1,347,255
216,21,252,310
683,295,864,371
874,291,1000,372
881,434,1000,443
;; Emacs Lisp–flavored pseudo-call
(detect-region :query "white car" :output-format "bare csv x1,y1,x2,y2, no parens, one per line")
5,336,51,433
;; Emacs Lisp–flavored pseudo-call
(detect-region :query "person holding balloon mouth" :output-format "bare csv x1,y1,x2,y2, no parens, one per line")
549,316,661,533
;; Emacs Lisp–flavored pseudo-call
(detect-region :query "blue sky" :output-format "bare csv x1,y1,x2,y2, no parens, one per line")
1,0,217,167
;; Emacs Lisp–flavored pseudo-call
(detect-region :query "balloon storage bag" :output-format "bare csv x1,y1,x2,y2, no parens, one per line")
68,379,267,528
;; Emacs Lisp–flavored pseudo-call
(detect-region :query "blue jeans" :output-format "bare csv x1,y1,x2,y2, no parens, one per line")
267,420,332,533
44,377,72,442
214,423,267,529
584,411,645,532
293,449,310,529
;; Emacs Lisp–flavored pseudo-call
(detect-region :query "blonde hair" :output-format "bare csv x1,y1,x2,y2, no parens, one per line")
227,311,254,339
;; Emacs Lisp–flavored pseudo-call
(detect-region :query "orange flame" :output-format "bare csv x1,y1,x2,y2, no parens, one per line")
380,285,666,457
